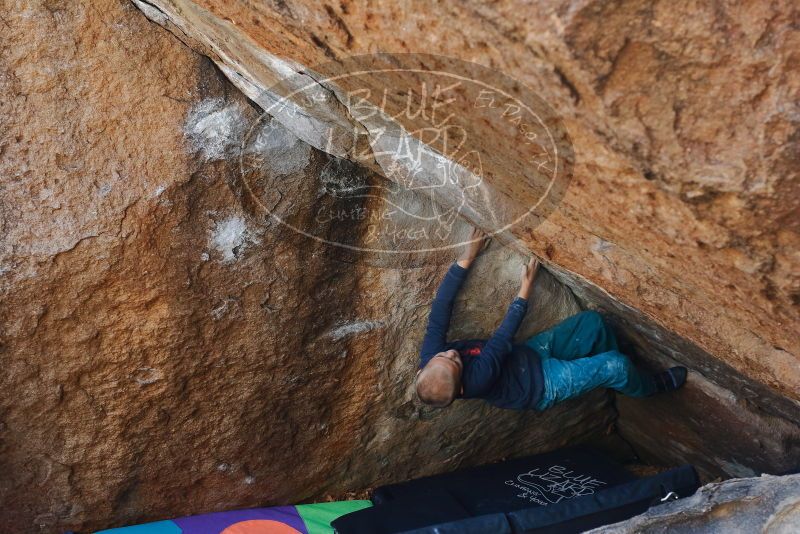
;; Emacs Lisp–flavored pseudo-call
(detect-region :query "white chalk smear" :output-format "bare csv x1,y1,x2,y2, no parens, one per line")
247,119,311,176
211,215,259,263
185,98,247,161
134,367,163,386
211,301,229,320
326,320,385,341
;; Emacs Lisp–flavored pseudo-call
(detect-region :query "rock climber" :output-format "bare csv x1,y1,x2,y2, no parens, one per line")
415,227,687,409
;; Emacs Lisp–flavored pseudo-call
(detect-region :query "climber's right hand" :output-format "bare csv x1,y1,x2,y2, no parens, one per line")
518,257,540,299
457,227,489,268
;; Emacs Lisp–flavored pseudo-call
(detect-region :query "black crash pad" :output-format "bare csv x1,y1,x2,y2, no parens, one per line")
332,447,699,534
373,447,635,515
330,488,471,533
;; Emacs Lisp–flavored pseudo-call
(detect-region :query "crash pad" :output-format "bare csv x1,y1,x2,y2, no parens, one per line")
94,500,372,534
333,447,699,533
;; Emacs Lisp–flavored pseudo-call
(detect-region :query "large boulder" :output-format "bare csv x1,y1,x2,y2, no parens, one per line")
2,0,798,532
0,2,606,532
589,473,800,533
132,0,800,479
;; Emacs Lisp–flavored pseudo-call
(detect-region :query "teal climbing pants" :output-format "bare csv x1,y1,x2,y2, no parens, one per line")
525,311,655,411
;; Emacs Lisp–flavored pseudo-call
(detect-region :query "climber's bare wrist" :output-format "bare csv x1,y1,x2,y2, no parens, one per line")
518,284,532,299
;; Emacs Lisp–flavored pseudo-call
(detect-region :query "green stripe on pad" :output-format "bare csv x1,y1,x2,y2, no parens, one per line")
94,520,182,534
296,500,372,534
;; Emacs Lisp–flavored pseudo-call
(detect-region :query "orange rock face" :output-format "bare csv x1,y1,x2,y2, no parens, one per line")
2,0,798,532
130,0,800,389
1,2,609,532
133,0,799,474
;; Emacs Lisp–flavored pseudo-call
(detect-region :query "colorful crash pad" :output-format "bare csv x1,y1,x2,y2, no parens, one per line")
94,501,372,534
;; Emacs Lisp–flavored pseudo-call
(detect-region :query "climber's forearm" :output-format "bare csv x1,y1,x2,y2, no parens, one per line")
518,284,532,300
419,263,469,364
457,244,479,268
518,257,540,300
457,256,474,269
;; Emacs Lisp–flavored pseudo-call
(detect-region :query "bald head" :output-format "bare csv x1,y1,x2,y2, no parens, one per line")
416,350,462,407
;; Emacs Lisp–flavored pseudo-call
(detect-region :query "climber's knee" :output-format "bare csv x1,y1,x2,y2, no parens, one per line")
577,310,607,335
578,309,603,327
577,309,619,352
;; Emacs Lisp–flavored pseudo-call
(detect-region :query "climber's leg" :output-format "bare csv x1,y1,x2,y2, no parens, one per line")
535,350,655,410
525,310,618,361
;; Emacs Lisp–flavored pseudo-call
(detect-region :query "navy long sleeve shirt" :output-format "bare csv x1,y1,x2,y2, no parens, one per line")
419,263,545,410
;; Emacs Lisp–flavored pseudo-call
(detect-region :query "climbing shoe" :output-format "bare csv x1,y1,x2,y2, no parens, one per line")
652,366,687,393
